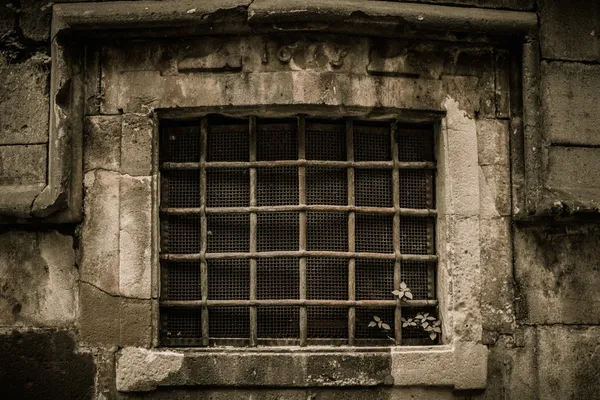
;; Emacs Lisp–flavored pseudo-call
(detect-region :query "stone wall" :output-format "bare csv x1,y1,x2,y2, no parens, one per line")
1,0,600,399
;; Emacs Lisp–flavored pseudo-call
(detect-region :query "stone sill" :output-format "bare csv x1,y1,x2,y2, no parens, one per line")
116,343,487,392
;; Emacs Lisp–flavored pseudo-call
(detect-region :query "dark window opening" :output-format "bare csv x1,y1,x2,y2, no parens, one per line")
159,116,437,346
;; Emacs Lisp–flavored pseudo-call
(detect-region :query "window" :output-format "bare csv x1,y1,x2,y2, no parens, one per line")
159,116,437,346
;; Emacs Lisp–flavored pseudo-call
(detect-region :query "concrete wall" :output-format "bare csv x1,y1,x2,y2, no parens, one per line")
1,0,599,399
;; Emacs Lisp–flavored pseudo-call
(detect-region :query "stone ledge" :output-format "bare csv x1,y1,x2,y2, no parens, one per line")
52,0,537,39
116,343,487,392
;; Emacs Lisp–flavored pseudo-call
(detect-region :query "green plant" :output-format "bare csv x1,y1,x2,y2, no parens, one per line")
367,282,441,342
368,315,391,331
402,312,441,341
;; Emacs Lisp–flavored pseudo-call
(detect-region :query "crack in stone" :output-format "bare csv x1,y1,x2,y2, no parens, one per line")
80,280,150,301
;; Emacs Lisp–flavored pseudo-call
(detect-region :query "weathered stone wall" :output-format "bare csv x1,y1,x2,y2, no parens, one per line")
1,0,599,399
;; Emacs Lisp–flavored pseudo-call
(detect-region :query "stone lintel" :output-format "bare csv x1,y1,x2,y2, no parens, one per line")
52,0,537,40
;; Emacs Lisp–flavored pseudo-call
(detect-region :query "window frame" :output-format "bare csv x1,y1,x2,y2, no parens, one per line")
157,115,439,347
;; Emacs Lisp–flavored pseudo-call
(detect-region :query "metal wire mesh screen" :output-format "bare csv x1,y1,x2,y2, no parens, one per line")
159,117,437,346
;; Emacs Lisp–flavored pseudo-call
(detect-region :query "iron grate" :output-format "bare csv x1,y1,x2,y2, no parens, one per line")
159,118,437,346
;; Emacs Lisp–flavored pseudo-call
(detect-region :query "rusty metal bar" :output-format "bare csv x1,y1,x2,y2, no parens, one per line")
161,205,437,216
298,116,307,346
161,160,437,170
199,118,209,346
347,120,356,346
391,122,402,345
161,299,439,308
249,116,258,347
161,251,438,262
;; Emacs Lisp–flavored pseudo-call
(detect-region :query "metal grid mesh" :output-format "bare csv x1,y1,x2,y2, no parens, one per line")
257,213,299,251
164,262,202,301
207,120,249,162
209,307,250,338
257,167,298,206
160,125,201,163
207,214,250,253
397,130,434,162
257,121,297,160
355,307,395,340
307,212,348,251
401,262,432,300
160,118,437,346
305,121,346,160
399,217,430,255
307,258,347,300
257,306,300,338
399,170,431,209
307,307,348,338
161,170,201,208
207,168,249,207
355,259,394,300
355,214,394,253
162,309,202,339
208,259,250,300
163,215,200,254
307,167,347,205
355,169,393,207
257,258,299,300
354,123,391,161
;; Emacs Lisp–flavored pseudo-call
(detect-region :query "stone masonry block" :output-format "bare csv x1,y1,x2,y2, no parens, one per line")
0,54,49,144
479,164,510,218
121,114,154,176
84,115,122,173
0,231,76,326
438,97,479,217
479,217,514,333
0,144,46,185
418,0,533,10
19,0,51,41
546,147,600,206
120,175,152,299
81,170,120,295
537,326,600,400
476,119,509,166
120,299,152,347
514,224,600,324
539,0,599,62
542,62,600,146
0,0,16,37
79,282,120,346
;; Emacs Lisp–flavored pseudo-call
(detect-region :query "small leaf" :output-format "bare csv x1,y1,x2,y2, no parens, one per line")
415,314,423,320
434,327,442,333
410,322,417,326
381,323,391,330
368,321,377,328
378,322,382,328
373,315,381,322
423,313,429,318
405,291,413,300
402,322,409,328
422,322,429,328
430,332,437,340
433,320,441,327
426,316,435,321
400,282,407,289
392,290,402,297
424,326,433,332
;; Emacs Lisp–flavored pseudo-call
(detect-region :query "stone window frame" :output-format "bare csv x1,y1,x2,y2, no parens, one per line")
50,0,537,392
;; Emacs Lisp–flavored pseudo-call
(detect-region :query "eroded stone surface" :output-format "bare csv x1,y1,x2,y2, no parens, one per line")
121,114,154,176
539,0,600,62
119,174,152,299
79,282,120,346
542,62,600,146
84,115,122,173
81,170,120,296
0,144,46,185
0,231,76,326
0,54,49,145
515,224,600,324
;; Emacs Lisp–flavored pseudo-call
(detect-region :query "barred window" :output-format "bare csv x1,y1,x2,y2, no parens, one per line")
159,116,437,346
